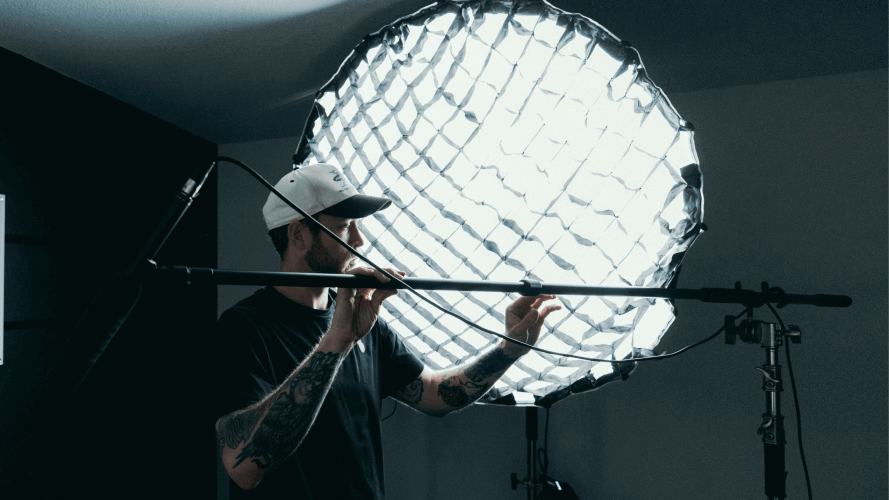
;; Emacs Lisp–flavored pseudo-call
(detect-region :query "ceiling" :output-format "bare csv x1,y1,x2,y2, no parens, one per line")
1,0,885,144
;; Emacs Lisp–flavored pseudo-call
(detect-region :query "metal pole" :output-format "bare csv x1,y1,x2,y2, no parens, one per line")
757,323,786,499
526,406,538,500
146,264,853,307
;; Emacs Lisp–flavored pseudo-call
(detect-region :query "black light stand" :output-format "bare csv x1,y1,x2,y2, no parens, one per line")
510,407,541,499
725,308,802,499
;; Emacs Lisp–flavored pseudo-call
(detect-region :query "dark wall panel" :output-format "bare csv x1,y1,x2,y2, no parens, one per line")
0,46,217,498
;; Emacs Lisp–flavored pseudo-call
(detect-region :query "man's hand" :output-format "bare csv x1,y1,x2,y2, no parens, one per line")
328,265,404,350
391,293,562,416
503,294,561,357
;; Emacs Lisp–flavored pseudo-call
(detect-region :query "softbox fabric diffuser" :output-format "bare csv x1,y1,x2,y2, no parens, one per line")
294,0,704,406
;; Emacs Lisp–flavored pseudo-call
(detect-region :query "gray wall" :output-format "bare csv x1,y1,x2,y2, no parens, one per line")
217,68,887,499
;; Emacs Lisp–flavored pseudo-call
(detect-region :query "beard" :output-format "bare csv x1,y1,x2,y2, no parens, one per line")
305,234,348,274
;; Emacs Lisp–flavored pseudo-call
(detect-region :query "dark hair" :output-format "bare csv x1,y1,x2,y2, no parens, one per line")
268,220,320,259
268,225,290,258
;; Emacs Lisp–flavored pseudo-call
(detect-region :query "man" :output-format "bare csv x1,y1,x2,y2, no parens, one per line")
214,163,559,498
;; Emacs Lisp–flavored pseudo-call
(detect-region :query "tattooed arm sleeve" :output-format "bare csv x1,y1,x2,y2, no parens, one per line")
389,295,558,417
215,336,347,491
389,344,519,417
432,345,517,414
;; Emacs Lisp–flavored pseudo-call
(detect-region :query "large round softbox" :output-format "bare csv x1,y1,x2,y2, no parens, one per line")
294,0,704,406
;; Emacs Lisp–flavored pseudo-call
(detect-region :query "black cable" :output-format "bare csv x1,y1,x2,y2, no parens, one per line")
764,302,813,500
216,156,742,364
381,400,398,422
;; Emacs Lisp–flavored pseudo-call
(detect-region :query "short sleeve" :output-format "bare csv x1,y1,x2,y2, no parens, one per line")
377,318,424,399
213,308,277,419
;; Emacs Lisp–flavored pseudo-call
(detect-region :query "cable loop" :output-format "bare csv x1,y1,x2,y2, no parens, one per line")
216,156,738,364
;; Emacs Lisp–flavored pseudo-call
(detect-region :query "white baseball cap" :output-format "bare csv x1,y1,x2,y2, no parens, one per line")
262,164,392,230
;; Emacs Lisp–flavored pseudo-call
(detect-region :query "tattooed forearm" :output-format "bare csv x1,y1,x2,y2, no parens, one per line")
437,377,471,407
437,347,518,408
217,351,343,472
393,377,424,404
464,348,514,384
217,406,264,455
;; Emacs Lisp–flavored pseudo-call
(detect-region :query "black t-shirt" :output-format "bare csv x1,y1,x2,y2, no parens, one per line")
214,287,424,499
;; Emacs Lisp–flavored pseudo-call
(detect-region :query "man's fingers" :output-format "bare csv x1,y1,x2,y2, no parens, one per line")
347,266,373,278
530,294,554,307
520,294,557,308
538,304,562,320
509,294,556,316
533,305,559,325
349,266,406,284
527,304,562,336
351,288,373,303
508,295,535,312
385,267,406,279
358,266,390,282
369,287,398,310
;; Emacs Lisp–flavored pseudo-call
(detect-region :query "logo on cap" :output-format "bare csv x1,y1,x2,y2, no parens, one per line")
330,169,348,193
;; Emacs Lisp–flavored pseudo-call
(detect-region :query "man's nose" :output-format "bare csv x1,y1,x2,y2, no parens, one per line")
350,222,365,249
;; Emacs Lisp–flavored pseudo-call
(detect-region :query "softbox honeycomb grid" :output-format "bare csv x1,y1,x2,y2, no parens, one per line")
294,0,704,406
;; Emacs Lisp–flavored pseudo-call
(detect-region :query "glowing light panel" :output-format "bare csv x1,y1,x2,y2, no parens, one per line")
295,0,704,406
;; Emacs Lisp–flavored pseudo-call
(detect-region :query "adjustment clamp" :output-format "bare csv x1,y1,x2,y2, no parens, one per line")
520,279,543,296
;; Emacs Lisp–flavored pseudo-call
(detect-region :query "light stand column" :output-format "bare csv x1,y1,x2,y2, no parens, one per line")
758,322,800,499
527,406,538,500
726,316,801,500
511,406,541,499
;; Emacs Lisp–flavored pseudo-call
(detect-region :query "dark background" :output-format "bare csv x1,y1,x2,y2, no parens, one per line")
0,47,218,497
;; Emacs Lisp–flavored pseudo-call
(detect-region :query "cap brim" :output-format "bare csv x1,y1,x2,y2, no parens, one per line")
319,194,392,219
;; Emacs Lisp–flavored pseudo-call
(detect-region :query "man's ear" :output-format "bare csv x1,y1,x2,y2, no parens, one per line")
287,220,305,248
